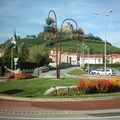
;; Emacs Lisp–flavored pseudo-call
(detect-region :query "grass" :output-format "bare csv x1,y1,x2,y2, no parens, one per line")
67,69,87,76
0,78,79,97
0,78,120,98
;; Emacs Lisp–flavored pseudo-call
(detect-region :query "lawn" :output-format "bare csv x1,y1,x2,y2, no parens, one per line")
67,69,87,76
0,78,79,98
0,78,120,98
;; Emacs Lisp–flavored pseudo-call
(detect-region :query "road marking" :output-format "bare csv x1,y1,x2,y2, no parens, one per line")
0,116,120,120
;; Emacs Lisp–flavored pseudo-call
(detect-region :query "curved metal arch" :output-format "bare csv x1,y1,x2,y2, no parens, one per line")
58,18,78,78
48,10,57,27
48,10,59,79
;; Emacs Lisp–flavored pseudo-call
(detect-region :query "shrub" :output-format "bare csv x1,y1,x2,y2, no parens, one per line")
77,78,120,95
112,76,120,86
14,73,37,80
97,79,113,93
111,76,120,92
77,80,98,94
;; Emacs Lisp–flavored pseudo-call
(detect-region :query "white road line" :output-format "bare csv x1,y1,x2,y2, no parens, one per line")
0,116,120,120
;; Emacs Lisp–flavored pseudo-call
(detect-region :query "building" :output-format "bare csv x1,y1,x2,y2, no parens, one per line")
49,49,120,66
0,48,5,58
62,22,73,39
108,54,120,63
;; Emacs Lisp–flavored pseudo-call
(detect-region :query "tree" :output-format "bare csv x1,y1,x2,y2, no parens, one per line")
73,28,84,41
17,42,28,62
28,44,50,65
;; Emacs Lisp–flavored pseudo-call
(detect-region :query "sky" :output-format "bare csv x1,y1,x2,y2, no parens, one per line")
0,0,120,48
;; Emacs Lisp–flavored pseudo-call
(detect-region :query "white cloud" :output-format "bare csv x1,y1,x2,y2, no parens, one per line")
0,0,120,48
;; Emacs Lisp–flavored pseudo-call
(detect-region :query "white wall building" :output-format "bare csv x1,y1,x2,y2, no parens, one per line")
49,50,120,66
108,54,120,63
0,49,4,58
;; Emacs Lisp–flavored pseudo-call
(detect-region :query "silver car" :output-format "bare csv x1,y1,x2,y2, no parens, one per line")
90,68,103,75
97,69,116,76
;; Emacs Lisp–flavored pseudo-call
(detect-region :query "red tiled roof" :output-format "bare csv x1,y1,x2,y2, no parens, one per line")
50,50,120,58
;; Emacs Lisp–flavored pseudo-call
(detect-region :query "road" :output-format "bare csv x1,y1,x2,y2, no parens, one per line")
0,110,120,120
40,67,79,78
0,99,120,120
39,66,120,79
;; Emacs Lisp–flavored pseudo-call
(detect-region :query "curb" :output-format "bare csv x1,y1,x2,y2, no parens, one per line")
0,95,120,102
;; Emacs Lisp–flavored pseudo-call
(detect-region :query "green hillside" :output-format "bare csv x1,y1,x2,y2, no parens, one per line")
1,34,120,55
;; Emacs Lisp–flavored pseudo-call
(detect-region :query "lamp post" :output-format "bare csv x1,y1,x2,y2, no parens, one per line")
44,10,59,79
87,47,90,74
11,36,16,71
94,10,112,75
59,18,78,78
84,45,90,74
44,11,81,79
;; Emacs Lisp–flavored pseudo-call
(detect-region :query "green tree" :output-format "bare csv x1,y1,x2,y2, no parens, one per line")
3,44,18,62
28,44,50,65
17,42,28,62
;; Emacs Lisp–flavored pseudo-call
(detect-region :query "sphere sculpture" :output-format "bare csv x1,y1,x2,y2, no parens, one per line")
44,17,56,33
44,17,57,42
46,17,54,25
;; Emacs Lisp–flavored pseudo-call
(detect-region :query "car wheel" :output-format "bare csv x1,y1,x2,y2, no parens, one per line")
108,73,112,76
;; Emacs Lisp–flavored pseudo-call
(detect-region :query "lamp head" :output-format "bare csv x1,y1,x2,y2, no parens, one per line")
108,9,113,13
94,12,101,15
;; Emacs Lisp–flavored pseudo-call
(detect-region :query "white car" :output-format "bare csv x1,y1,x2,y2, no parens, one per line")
90,68,103,75
97,69,116,76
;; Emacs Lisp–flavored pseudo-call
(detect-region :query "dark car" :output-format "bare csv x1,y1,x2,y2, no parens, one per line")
40,66,49,73
44,65,56,70
85,67,97,73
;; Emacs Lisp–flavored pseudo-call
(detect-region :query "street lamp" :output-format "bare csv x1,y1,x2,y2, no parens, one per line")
44,10,59,79
59,18,78,78
11,36,16,71
84,45,90,74
94,10,112,74
44,10,81,79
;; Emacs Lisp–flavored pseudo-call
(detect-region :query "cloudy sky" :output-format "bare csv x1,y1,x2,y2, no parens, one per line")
0,0,120,48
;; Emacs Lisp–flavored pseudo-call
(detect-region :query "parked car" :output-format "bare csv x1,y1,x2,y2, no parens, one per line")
97,68,116,76
40,66,49,73
90,68,103,75
44,65,56,70
85,67,97,73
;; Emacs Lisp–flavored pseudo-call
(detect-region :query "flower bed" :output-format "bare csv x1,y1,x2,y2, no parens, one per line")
48,77,120,96
77,78,120,94
14,73,37,80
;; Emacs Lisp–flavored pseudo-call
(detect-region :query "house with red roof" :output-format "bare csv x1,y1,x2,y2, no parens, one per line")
49,49,120,67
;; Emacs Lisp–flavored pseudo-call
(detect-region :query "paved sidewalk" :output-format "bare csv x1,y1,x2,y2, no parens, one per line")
0,95,120,102
0,95,120,111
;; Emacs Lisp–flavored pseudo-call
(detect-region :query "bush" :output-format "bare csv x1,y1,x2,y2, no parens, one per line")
89,63,120,68
77,78,120,94
14,73,37,80
97,79,113,93
77,80,98,94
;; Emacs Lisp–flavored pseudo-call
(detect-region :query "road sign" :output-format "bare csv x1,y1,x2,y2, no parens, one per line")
14,58,18,63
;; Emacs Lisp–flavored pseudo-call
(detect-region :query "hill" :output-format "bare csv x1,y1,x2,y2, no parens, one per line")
0,33,120,55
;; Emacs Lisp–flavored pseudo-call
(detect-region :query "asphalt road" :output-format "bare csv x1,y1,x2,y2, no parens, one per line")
39,67,79,78
0,99,120,120
39,66,120,79
0,110,120,120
